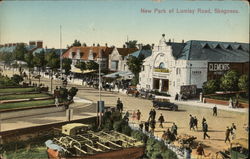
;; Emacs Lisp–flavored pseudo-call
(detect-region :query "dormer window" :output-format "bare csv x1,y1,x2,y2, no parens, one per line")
215,44,222,49
226,45,233,50
237,45,244,51
202,43,210,49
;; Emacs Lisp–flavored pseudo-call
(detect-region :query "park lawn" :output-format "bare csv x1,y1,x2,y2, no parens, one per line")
207,95,249,104
0,99,55,110
0,87,36,94
0,93,51,100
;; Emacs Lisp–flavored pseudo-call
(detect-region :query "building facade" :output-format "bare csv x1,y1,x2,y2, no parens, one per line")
62,45,114,70
108,47,138,72
139,35,249,96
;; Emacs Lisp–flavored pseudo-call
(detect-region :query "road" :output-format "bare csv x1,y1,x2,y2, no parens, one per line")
1,69,249,158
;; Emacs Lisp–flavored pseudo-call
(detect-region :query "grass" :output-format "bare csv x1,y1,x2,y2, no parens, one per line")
4,146,48,159
0,87,36,94
0,99,55,110
207,95,249,104
0,93,50,100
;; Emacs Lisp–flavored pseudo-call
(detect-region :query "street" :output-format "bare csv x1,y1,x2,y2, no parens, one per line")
1,69,248,158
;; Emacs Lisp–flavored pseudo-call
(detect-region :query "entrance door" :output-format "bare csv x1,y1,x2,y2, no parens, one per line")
162,79,169,92
153,78,160,90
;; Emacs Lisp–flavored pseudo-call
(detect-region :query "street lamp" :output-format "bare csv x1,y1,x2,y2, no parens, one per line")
97,49,104,128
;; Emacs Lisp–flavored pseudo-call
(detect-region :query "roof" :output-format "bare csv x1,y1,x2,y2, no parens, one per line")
62,46,114,60
168,40,249,62
128,49,152,58
116,48,138,56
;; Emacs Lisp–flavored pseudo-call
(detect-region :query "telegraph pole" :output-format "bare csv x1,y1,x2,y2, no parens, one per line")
60,25,63,86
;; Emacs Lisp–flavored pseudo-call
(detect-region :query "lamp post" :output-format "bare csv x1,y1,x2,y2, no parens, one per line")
60,25,63,87
97,49,104,128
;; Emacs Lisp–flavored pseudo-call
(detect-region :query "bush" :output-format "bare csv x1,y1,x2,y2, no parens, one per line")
202,79,220,94
11,74,23,84
238,74,249,96
220,70,238,91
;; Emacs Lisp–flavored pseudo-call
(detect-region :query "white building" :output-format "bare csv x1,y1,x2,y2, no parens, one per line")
139,35,249,96
108,47,138,72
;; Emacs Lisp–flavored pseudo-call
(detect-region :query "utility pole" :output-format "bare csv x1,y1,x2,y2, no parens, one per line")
98,48,104,128
60,25,63,86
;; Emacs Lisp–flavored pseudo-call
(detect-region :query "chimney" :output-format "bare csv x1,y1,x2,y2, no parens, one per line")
36,41,43,48
93,43,95,47
29,41,36,46
182,40,184,43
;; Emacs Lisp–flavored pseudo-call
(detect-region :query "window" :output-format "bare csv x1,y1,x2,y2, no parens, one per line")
176,68,181,75
111,61,119,70
159,62,165,69
80,52,84,58
72,52,76,58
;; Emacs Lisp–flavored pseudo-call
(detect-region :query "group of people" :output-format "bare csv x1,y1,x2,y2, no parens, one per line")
225,123,237,143
228,97,239,108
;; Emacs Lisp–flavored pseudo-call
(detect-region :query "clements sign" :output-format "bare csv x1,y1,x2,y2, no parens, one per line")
208,63,230,72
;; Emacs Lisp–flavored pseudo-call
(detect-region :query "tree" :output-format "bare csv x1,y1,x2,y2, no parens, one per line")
72,40,81,47
86,60,99,70
45,49,60,72
14,43,27,61
0,52,14,67
142,44,152,50
125,40,137,48
24,52,34,80
62,58,72,76
11,74,23,84
126,54,145,85
202,79,220,94
33,50,46,84
238,74,249,97
68,87,78,101
220,70,238,91
75,61,86,73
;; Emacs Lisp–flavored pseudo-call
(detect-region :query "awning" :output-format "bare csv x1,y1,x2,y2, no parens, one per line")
103,71,134,79
71,68,96,74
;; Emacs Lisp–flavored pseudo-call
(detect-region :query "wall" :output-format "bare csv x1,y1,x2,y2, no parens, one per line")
0,105,65,120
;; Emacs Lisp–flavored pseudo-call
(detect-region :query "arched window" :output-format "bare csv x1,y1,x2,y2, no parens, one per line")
159,62,165,69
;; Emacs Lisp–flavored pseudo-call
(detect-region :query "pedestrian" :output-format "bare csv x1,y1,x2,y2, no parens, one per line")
150,119,156,135
189,114,195,131
148,109,153,121
136,109,141,121
158,113,165,128
119,102,123,112
152,109,156,120
55,97,59,107
171,122,178,136
184,146,192,159
193,116,198,130
229,98,233,108
175,93,179,101
144,121,149,132
117,98,121,105
213,105,217,116
202,117,206,129
196,143,205,159
230,123,237,140
203,121,210,139
139,122,144,131
225,126,231,143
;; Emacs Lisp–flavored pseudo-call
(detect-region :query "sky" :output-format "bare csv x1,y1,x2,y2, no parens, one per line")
0,0,249,48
